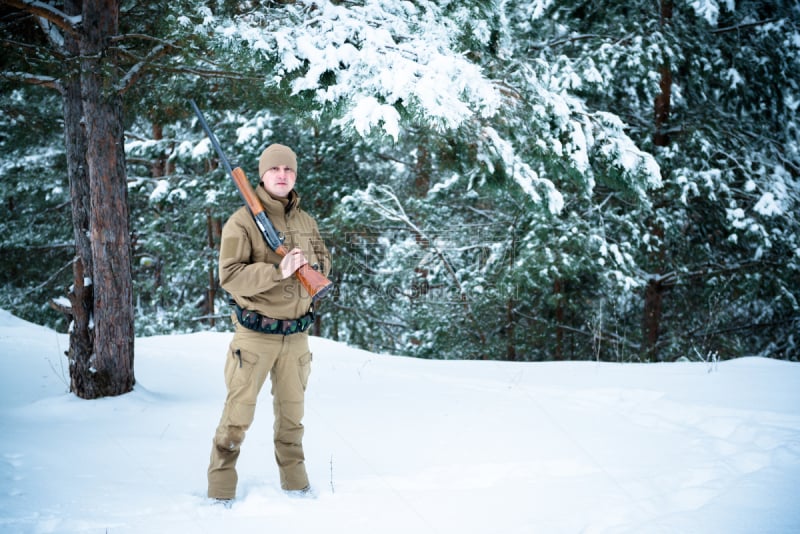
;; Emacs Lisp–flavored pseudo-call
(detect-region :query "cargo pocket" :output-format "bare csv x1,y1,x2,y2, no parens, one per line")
225,344,260,395
222,344,263,435
298,351,312,391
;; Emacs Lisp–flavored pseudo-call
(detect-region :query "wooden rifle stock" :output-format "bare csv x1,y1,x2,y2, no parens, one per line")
190,99,333,302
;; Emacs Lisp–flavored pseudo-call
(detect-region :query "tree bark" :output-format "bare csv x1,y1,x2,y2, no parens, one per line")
414,143,430,196
62,0,95,394
505,297,517,361
78,0,135,398
653,65,672,146
643,277,663,361
643,0,673,361
553,278,564,361
653,1,673,147
205,209,221,326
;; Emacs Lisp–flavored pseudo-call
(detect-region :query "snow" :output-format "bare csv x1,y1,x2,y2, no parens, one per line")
690,0,722,26
345,96,402,141
753,191,781,217
481,126,564,213
1,308,799,533
148,179,169,202
211,0,500,138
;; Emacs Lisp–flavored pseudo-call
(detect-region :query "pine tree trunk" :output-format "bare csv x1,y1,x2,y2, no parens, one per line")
643,0,673,362
205,209,221,327
77,0,135,398
653,0,673,147
62,0,95,394
553,278,564,361
505,298,517,361
643,277,663,361
414,144,430,195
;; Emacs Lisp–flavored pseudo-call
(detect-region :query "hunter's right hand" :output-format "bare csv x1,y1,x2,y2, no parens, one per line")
279,247,309,279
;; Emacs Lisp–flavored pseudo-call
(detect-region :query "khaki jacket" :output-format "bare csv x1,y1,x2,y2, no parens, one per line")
219,186,330,321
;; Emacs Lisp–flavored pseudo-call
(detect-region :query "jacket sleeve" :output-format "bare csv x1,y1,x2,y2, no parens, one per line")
218,213,282,298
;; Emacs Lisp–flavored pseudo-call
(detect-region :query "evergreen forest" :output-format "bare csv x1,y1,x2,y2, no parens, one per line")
2,0,798,365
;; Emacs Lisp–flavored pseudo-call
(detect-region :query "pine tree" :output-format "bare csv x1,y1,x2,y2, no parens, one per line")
0,0,137,397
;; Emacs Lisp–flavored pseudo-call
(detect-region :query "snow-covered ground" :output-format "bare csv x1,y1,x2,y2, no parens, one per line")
1,308,798,533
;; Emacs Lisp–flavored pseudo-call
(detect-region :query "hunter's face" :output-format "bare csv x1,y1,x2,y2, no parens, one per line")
260,165,296,198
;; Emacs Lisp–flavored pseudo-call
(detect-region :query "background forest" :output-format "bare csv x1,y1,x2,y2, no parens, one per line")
1,0,798,363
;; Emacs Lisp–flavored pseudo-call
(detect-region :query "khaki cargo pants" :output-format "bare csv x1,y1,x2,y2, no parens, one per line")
207,325,312,499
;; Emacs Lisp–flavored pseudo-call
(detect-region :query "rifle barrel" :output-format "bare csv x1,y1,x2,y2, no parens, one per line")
189,99,236,178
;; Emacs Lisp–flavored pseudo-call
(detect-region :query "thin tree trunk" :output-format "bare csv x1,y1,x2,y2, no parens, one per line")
414,144,430,195
78,0,135,398
643,0,673,362
653,0,673,147
205,209,221,326
554,278,564,361
506,298,517,361
643,277,663,361
151,122,165,177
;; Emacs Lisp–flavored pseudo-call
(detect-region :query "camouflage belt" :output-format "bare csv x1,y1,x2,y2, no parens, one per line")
232,302,314,336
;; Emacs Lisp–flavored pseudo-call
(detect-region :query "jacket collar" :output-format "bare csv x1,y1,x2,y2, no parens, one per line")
256,186,300,218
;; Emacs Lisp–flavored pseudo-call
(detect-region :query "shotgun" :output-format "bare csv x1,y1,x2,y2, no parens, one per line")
190,100,333,302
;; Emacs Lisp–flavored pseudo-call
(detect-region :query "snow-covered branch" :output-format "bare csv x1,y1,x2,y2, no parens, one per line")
0,0,81,37
1,71,58,90
354,184,486,342
207,0,500,140
711,18,780,34
116,43,170,95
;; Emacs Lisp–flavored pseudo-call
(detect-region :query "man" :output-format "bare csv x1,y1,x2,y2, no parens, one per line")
207,143,330,503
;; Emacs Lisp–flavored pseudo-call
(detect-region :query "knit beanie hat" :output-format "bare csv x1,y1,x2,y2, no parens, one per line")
258,144,297,178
